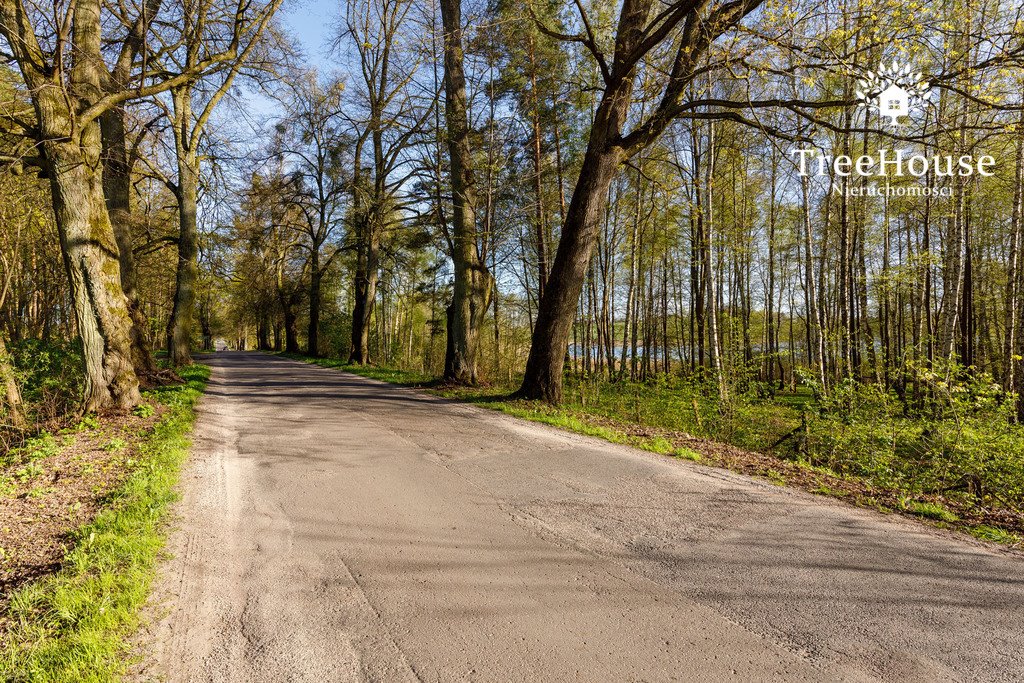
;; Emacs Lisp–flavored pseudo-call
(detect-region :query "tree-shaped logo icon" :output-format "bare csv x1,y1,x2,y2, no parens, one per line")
856,62,931,126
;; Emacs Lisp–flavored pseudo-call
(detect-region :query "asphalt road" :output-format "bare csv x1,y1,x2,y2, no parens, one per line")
134,353,1024,682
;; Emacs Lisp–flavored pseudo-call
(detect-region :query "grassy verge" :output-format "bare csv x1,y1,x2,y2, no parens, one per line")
282,353,1023,549
0,364,209,682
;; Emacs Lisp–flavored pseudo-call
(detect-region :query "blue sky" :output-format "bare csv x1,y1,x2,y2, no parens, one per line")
282,0,338,71
229,0,340,132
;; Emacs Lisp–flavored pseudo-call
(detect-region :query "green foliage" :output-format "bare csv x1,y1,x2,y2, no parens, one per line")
6,340,84,423
2,432,60,471
75,416,100,432
20,433,58,461
901,499,959,523
0,364,210,682
970,525,1023,545
101,438,127,452
559,370,803,455
14,460,44,482
131,404,155,419
797,362,1024,511
676,448,702,462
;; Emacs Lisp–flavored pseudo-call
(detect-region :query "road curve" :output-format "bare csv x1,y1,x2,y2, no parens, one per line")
133,353,1024,682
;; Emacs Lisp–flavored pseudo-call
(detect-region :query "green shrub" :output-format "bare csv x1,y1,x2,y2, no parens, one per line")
794,362,1024,509
132,403,156,419
8,339,83,421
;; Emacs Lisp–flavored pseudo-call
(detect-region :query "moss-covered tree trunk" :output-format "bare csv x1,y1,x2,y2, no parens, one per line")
0,321,24,427
0,252,25,426
97,0,162,382
44,135,142,412
100,106,158,381
4,0,144,412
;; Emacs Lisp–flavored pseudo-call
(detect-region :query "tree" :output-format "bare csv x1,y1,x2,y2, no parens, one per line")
0,0,148,410
275,72,349,357
440,0,493,384
343,0,432,364
516,0,764,402
162,0,285,366
0,0,276,409
0,249,24,427
230,169,306,353
100,0,163,382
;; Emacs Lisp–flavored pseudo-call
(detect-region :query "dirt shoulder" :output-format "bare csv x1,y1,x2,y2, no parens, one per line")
0,405,165,609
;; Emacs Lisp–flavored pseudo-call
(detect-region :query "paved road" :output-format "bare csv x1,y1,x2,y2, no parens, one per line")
135,353,1024,682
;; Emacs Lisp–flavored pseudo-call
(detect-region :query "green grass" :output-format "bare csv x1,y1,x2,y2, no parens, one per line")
900,499,960,523
970,525,1024,545
0,364,209,682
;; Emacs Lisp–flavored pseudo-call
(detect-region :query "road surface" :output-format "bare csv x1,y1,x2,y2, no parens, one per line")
134,353,1024,682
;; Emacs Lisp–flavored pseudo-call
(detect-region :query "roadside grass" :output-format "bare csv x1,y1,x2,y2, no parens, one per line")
0,364,209,682
899,499,960,523
281,353,1023,549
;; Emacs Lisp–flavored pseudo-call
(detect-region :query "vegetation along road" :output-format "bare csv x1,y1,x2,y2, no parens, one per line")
133,353,1024,682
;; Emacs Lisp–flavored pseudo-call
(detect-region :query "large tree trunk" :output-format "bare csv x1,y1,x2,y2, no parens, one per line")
440,0,492,385
1,0,141,412
516,85,629,401
516,146,624,401
0,255,25,427
513,0,766,402
514,0,664,402
46,139,142,412
167,88,199,367
98,0,162,382
100,106,158,381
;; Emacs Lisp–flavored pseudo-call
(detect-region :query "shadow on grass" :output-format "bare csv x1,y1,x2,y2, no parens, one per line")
278,352,521,404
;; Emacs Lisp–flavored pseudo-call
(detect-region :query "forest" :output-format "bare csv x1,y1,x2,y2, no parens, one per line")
3,0,1024,551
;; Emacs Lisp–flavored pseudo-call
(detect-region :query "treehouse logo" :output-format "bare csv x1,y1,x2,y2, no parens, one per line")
788,60,996,198
855,61,931,126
